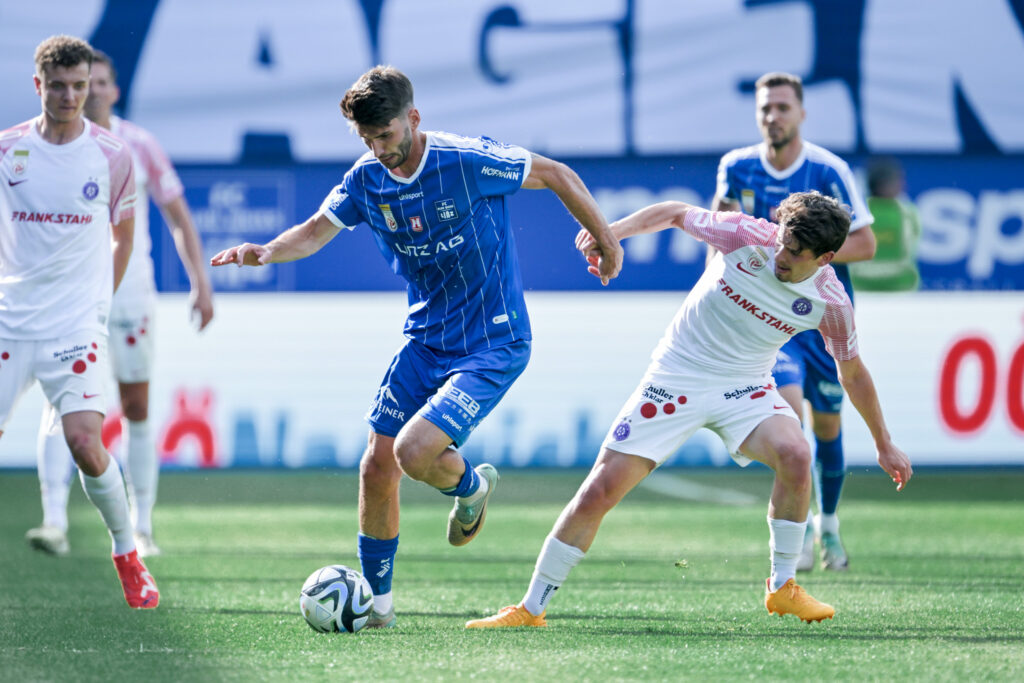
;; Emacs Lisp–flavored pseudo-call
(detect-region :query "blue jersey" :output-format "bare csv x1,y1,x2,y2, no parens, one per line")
320,131,533,354
715,141,872,300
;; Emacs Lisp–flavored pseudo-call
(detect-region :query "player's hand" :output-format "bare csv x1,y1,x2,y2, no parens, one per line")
210,243,272,267
877,442,913,491
575,229,623,286
189,286,214,332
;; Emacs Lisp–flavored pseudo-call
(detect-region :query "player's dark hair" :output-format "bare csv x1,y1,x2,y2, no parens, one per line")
776,191,850,256
34,35,94,74
756,71,803,102
91,49,118,83
340,66,414,128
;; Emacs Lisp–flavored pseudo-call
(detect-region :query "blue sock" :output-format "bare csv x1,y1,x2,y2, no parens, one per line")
439,456,479,498
357,533,399,596
816,433,845,515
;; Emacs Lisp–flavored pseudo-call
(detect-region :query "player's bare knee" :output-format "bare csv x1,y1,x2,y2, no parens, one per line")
65,433,105,475
359,449,401,490
774,439,812,485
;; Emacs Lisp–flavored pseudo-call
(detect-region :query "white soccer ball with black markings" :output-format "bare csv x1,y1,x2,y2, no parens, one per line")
299,565,374,634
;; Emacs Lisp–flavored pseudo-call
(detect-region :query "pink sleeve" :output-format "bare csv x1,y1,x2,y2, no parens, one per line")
135,127,184,205
0,121,33,159
682,208,778,254
815,270,859,361
107,145,137,225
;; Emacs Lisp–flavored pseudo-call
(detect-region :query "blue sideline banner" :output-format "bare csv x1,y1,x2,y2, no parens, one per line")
155,155,1024,293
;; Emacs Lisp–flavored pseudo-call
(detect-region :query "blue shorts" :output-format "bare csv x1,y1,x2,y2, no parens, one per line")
772,330,844,414
365,338,531,448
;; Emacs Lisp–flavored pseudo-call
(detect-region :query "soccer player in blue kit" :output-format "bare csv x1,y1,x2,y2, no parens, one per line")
211,66,623,628
712,72,876,571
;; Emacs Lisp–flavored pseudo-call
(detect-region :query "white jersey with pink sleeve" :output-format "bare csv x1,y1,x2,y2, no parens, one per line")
109,115,184,312
0,117,136,339
651,208,858,380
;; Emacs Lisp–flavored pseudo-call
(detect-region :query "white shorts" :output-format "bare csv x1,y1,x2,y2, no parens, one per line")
601,368,800,467
107,304,155,384
0,332,110,428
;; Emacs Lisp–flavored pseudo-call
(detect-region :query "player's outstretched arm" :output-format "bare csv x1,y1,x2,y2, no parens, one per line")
111,215,135,293
523,154,622,285
160,196,214,330
574,201,696,274
210,211,342,268
836,355,913,490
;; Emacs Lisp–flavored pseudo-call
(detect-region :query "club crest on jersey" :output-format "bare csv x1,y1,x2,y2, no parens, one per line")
12,149,28,175
792,297,812,315
435,198,458,222
741,189,755,214
410,216,424,232
378,203,398,232
745,248,768,272
83,179,99,200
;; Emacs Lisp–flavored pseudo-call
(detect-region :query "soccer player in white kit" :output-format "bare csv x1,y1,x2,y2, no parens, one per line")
467,191,912,628
0,35,159,608
25,50,214,559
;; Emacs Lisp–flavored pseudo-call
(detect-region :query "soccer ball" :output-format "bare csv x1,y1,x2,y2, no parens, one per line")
299,565,374,633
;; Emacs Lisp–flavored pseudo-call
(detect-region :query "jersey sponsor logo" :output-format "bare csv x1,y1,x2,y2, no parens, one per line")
717,279,798,335
434,198,458,222
409,215,424,232
378,203,398,231
641,383,674,404
373,385,405,421
440,385,480,418
791,297,812,315
82,180,99,200
399,191,424,201
723,383,773,400
481,165,520,181
328,190,347,212
394,234,464,257
10,211,94,225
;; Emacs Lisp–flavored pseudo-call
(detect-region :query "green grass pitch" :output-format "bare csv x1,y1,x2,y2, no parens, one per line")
1,467,1022,681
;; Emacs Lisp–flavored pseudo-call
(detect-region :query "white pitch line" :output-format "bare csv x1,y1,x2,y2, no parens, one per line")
639,471,759,506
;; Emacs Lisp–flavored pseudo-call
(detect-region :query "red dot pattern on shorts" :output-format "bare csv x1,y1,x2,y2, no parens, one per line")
678,395,687,404
1,352,9,361
663,402,676,415
72,360,87,374
127,335,136,346
640,402,657,419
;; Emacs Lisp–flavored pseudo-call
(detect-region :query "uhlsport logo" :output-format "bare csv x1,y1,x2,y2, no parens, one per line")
791,297,812,315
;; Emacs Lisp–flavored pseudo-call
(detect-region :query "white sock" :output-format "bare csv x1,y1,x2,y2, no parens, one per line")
818,513,839,536
79,458,135,555
768,516,807,592
124,419,156,536
373,592,393,615
521,535,585,616
458,470,488,505
36,407,74,531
